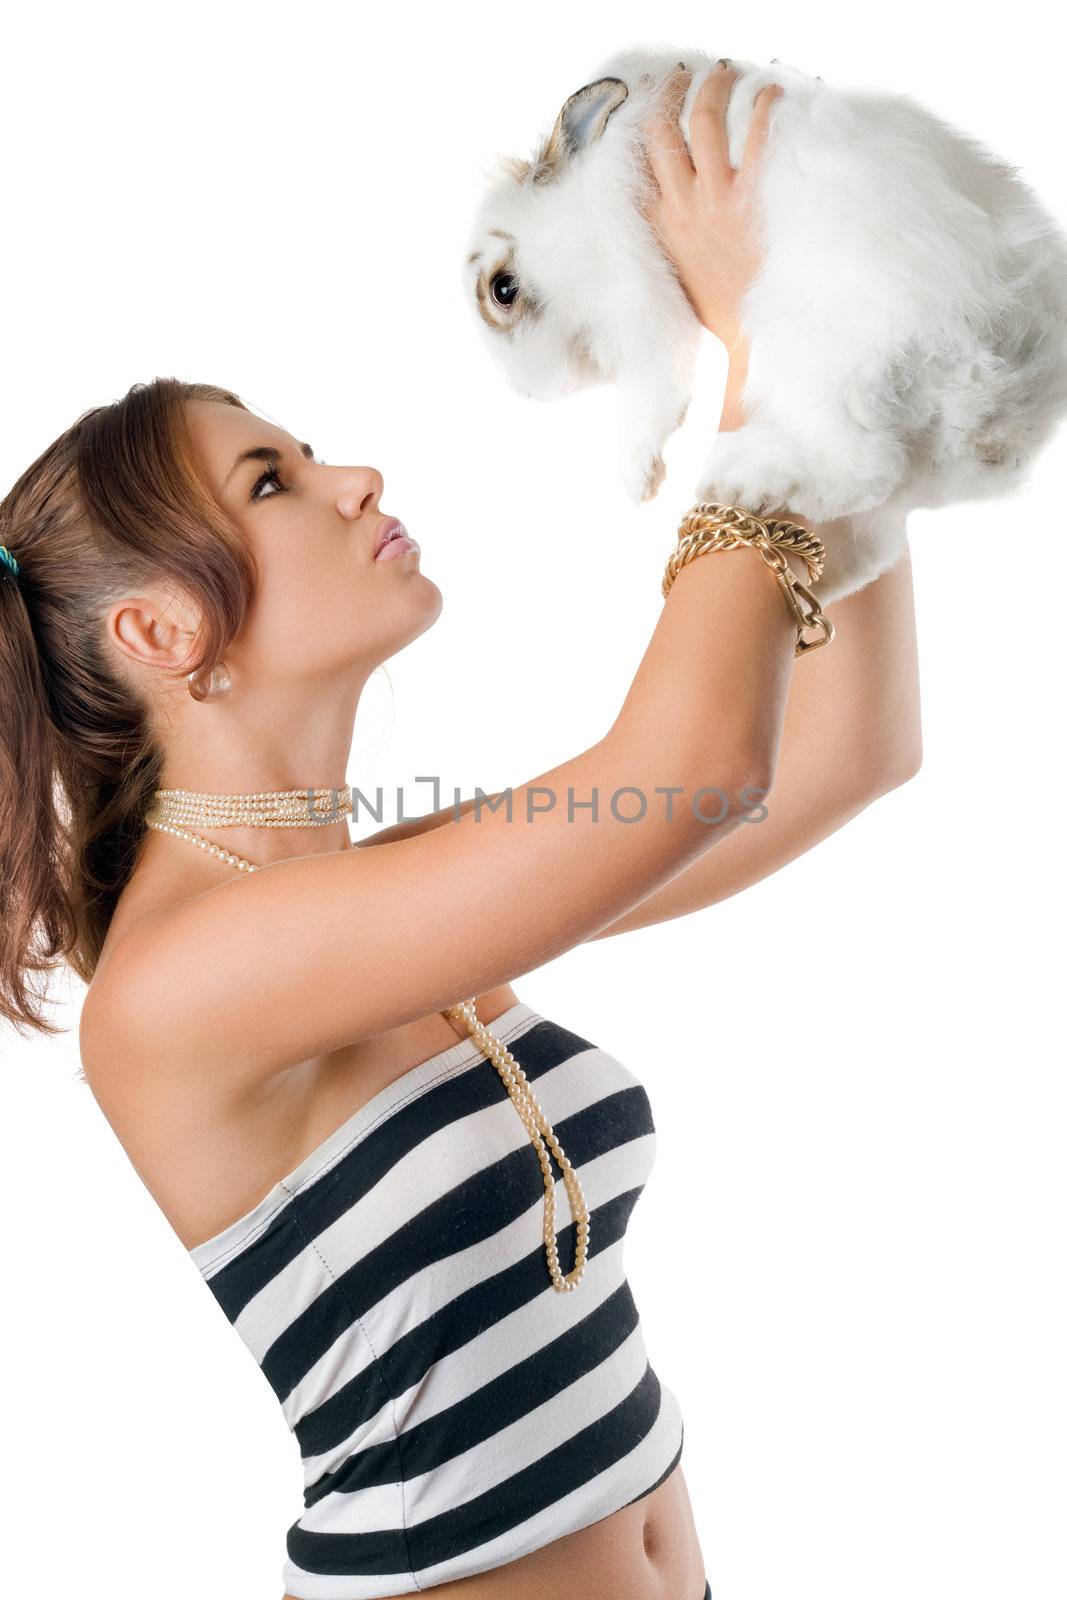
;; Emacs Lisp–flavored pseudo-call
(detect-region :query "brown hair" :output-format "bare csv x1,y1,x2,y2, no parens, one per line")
0,377,260,1038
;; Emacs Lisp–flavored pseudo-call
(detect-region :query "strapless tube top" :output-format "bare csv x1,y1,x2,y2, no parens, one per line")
189,1001,686,1599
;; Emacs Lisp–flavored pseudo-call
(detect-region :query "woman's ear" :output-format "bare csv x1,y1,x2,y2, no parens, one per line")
104,587,203,683
534,77,629,182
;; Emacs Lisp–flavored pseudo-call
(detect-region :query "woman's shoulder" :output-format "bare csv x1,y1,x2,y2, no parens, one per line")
79,856,229,1088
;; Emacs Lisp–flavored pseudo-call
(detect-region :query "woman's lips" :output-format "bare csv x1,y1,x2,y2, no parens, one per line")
376,533,419,562
374,517,420,561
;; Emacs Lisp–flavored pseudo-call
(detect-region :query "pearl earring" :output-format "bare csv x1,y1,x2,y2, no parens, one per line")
186,661,232,702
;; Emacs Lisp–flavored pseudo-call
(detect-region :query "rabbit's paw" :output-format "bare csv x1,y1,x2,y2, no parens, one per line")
696,426,816,518
621,446,667,504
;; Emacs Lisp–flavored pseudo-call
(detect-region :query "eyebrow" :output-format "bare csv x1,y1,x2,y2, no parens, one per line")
223,439,315,489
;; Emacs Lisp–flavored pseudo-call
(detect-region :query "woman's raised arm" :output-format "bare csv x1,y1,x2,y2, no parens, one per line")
361,546,921,937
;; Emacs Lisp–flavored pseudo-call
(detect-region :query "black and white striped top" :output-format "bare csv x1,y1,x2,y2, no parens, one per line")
190,1000,685,1599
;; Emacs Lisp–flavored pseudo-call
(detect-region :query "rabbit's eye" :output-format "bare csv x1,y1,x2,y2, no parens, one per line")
491,272,519,307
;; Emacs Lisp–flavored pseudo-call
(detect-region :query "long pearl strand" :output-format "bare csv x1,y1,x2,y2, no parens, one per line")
144,818,259,872
439,998,590,1292
143,805,590,1292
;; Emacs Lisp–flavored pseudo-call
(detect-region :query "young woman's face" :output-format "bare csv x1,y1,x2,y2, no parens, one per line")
185,399,441,689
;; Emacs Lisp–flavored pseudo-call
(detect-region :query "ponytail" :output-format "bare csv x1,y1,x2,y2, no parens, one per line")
0,377,259,1037
0,561,70,1035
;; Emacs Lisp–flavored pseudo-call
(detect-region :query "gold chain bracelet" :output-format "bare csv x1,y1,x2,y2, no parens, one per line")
662,502,836,656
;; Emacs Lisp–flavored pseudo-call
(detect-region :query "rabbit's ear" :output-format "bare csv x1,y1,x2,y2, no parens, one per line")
534,77,628,181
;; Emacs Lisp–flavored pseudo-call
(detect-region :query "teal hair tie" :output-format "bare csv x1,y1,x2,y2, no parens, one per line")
0,544,19,579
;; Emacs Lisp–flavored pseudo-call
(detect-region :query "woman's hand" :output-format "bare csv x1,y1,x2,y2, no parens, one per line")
642,61,783,356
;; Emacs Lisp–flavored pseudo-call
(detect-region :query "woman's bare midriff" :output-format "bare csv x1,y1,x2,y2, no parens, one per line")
282,1460,706,1600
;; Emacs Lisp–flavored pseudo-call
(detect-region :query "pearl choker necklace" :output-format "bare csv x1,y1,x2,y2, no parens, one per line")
146,785,353,830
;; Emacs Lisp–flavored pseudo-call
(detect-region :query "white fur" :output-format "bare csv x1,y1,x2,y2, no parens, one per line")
466,48,1067,600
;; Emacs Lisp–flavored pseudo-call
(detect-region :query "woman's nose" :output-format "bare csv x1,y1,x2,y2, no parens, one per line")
338,466,384,519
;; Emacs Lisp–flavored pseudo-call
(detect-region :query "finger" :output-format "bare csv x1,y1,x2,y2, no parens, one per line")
687,60,738,189
739,83,784,177
642,66,695,197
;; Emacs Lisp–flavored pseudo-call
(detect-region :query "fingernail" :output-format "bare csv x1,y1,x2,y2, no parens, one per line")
715,57,731,71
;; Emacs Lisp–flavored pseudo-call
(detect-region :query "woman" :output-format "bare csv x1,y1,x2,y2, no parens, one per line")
0,65,920,1600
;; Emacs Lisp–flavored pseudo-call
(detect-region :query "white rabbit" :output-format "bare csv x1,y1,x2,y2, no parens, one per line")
466,48,1067,600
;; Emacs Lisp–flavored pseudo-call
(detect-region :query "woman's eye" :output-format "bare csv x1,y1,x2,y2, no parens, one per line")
251,464,285,501
250,454,326,501
491,272,519,307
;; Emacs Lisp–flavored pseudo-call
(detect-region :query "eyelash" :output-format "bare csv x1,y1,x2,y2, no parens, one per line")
250,456,324,502
250,465,285,502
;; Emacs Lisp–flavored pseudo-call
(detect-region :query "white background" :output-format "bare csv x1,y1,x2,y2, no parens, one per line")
1,3,1063,1598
